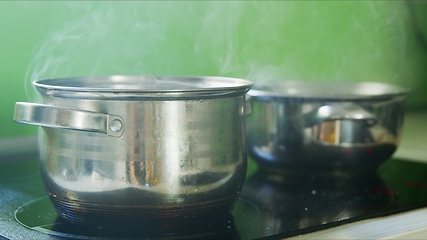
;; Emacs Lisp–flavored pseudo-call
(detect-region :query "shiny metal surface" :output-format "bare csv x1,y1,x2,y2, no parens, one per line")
14,103,124,137
306,103,377,125
249,81,409,100
246,81,408,171
13,75,252,226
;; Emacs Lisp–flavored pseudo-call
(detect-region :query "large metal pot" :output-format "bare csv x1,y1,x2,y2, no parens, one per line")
14,75,252,229
246,81,409,173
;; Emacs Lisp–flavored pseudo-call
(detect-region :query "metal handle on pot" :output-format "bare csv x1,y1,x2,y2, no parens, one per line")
306,103,378,145
307,103,377,126
14,102,124,137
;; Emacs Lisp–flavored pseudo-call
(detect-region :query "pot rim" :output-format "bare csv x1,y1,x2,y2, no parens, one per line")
248,81,410,100
33,75,253,99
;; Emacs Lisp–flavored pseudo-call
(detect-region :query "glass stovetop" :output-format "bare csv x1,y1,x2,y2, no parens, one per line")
1,155,427,239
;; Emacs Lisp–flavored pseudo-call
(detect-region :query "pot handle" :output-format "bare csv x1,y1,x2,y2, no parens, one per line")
14,102,124,137
306,103,377,126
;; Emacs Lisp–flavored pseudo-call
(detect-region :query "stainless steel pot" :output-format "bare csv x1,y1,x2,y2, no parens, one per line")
14,75,252,228
246,81,409,173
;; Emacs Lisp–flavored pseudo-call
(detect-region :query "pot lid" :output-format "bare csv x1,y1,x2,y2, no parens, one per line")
248,81,410,100
33,75,252,99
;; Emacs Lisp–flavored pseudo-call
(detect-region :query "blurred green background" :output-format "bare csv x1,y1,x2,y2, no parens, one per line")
1,1,426,138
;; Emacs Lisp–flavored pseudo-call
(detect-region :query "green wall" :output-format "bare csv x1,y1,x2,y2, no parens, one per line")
1,1,426,138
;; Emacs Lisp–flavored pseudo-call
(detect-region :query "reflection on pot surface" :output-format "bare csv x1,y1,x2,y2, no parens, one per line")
246,81,409,171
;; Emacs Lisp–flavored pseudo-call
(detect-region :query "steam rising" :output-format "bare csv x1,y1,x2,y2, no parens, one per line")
25,2,247,81
25,1,412,100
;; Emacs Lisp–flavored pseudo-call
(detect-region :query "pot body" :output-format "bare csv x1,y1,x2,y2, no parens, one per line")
246,81,407,172
14,76,252,228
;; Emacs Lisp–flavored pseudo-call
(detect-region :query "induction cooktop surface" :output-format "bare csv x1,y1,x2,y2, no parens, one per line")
1,154,427,239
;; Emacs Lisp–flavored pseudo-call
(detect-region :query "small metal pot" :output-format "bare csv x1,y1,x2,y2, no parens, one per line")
246,81,409,173
14,75,252,228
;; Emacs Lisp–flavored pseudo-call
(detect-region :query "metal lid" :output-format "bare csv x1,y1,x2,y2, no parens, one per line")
248,81,410,100
33,75,252,99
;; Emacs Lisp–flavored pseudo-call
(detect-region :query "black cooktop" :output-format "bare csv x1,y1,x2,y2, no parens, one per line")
1,154,427,239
